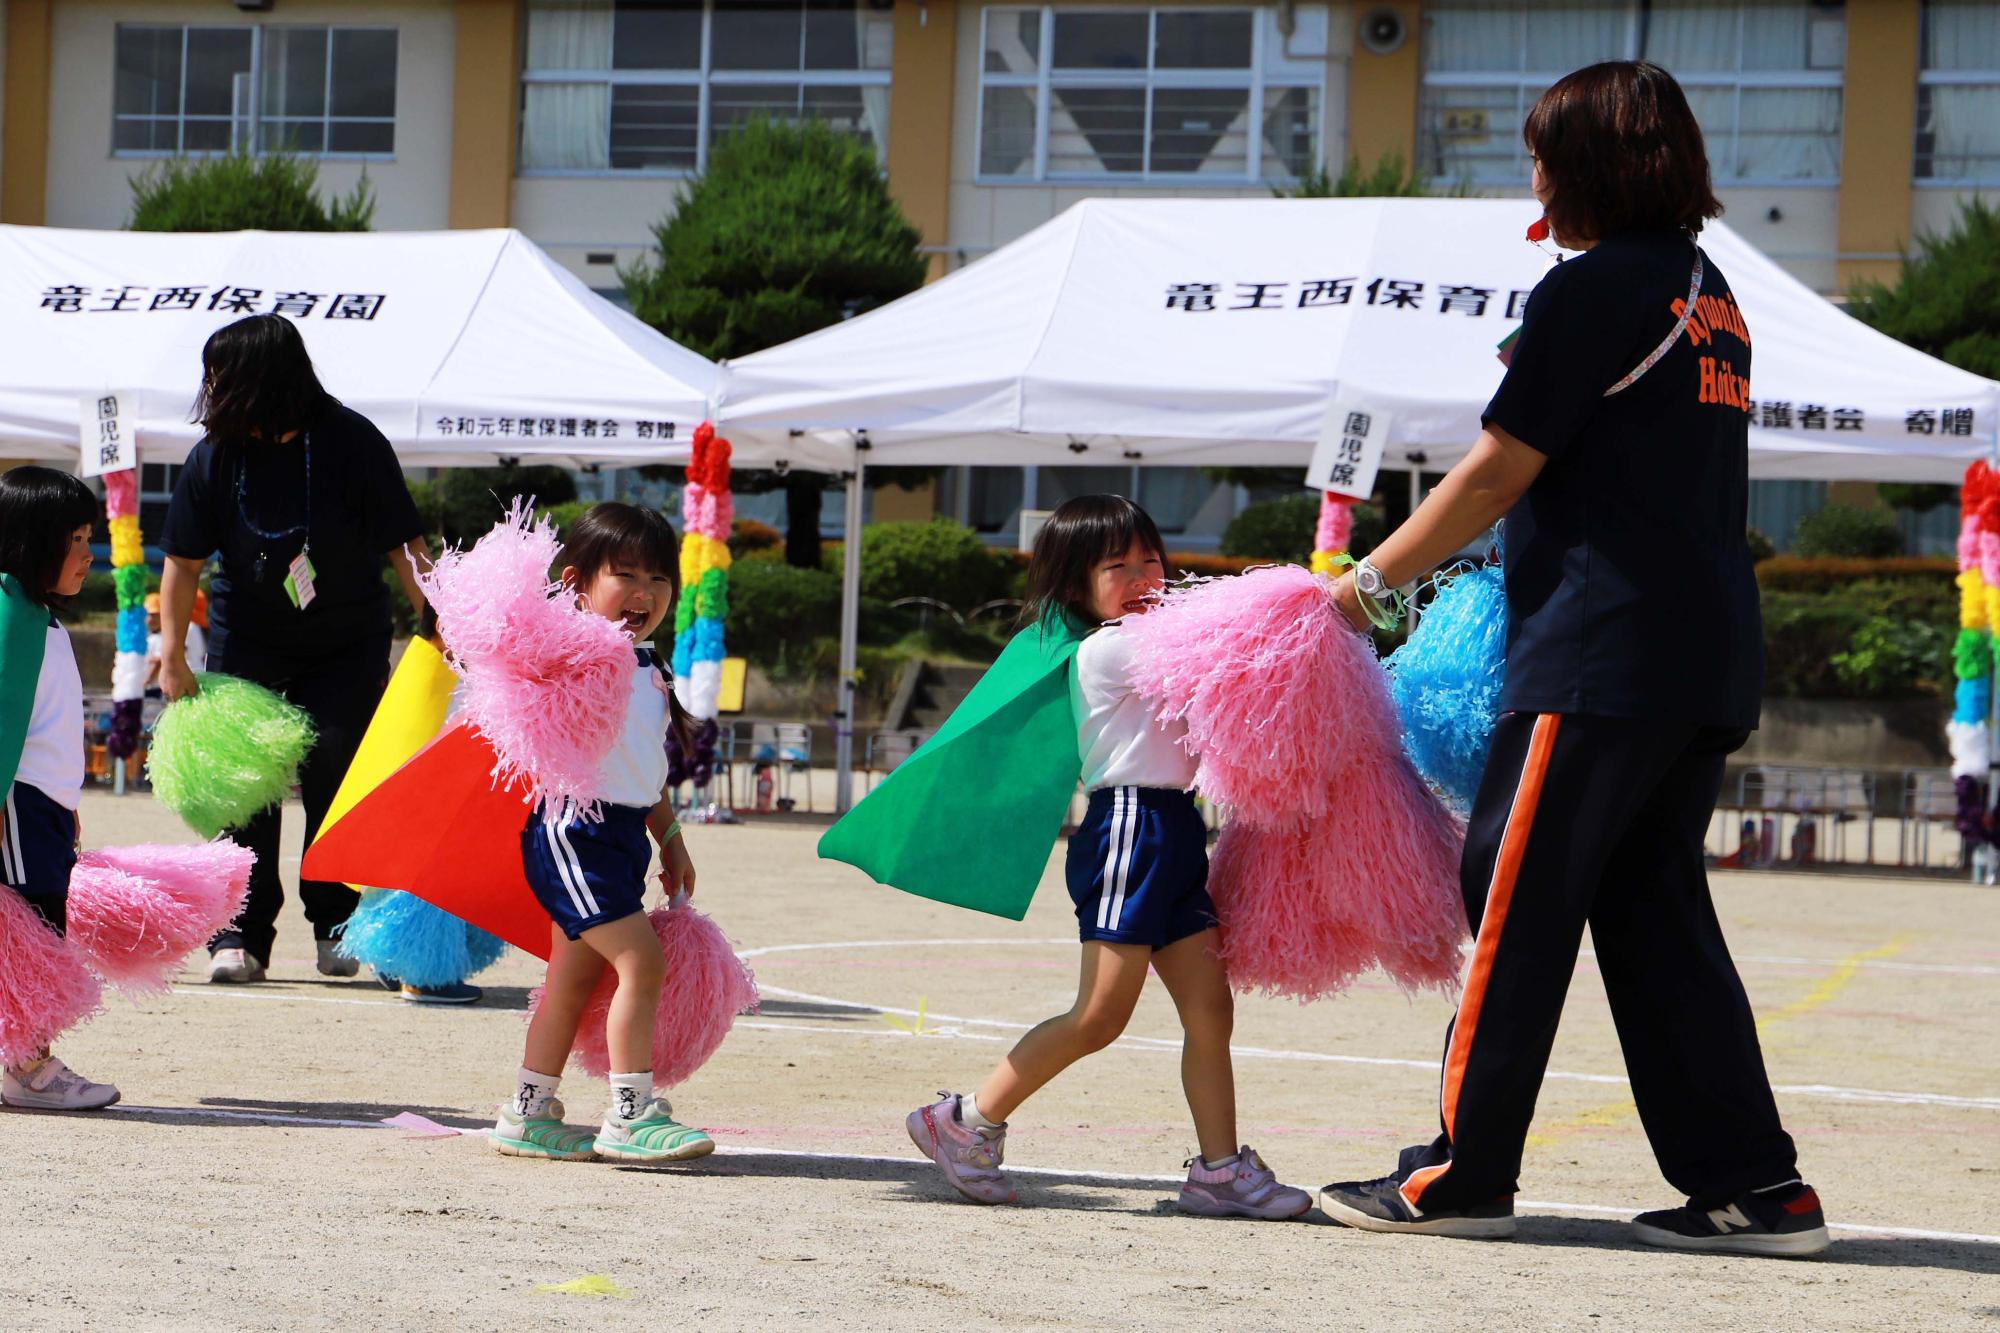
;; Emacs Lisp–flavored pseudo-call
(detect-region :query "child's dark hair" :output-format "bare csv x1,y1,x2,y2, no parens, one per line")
557,502,693,752
193,313,339,444
0,466,100,608
1020,494,1167,630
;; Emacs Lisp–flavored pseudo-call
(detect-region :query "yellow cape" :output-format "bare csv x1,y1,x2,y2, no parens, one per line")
316,637,458,891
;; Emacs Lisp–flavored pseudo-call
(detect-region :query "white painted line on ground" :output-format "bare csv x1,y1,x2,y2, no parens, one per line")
64,1111,2000,1247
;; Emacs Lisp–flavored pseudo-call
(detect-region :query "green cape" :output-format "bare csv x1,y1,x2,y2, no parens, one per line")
0,574,50,798
818,616,1085,920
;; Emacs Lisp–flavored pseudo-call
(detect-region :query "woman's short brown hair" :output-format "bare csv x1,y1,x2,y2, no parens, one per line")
1525,61,1722,244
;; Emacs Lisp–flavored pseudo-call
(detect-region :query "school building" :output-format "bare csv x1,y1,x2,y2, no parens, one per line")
1,0,1995,548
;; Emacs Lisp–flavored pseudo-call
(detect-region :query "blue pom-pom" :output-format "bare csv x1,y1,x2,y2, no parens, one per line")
691,617,725,661
1956,676,1992,724
335,889,506,988
671,628,695,678
1384,564,1509,809
116,605,149,653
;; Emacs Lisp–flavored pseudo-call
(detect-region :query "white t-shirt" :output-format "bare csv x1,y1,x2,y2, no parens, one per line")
16,621,84,809
1070,620,1197,793
598,652,673,809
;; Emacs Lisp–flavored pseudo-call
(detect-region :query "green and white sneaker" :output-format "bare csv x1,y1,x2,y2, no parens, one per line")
492,1098,597,1161
593,1098,715,1163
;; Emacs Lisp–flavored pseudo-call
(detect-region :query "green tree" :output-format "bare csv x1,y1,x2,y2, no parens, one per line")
1848,199,2000,379
126,149,374,232
1277,150,1467,200
624,119,929,565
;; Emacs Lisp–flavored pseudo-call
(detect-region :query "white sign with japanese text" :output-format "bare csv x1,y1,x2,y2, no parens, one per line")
1307,400,1390,500
79,392,135,477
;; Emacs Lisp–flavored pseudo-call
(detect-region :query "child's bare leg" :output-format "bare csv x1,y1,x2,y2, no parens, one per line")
522,923,606,1078
578,913,665,1076
974,940,1151,1123
1151,928,1238,1162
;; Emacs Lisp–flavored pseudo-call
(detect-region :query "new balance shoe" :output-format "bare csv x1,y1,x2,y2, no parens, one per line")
1177,1145,1313,1220
593,1099,715,1162
1318,1175,1516,1239
492,1099,597,1161
1632,1181,1831,1257
207,947,266,984
316,940,361,978
402,982,483,1006
2,1056,121,1110
905,1092,1015,1205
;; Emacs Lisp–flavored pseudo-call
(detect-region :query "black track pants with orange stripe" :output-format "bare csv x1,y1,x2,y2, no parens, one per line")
1395,712,1800,1213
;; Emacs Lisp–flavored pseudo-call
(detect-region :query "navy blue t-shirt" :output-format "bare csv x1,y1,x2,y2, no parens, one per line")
1483,228,1762,730
160,404,423,666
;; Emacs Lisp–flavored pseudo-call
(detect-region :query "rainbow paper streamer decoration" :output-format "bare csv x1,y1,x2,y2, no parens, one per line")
671,423,732,787
1308,491,1356,577
1951,462,1998,845
103,467,147,761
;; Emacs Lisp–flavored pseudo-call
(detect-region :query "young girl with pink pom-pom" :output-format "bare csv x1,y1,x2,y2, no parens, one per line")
906,495,1311,1219
491,502,715,1165
0,467,121,1111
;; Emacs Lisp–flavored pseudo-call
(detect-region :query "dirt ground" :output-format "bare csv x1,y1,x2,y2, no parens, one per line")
3,789,1996,1331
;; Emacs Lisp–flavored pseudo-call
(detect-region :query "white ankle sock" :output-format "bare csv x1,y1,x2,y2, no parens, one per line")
959,1093,1000,1130
609,1071,653,1122
1202,1153,1241,1170
513,1067,560,1118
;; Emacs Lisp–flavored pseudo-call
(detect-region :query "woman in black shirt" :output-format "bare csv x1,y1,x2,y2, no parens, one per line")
1316,63,1827,1256
159,314,429,984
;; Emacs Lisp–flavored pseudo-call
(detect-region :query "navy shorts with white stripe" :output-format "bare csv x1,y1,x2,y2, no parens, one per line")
2,781,79,936
522,799,652,941
1065,786,1217,950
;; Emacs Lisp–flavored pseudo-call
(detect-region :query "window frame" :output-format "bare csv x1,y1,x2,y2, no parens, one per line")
518,1,893,179
1417,3,1845,189
974,5,1323,187
112,22,399,162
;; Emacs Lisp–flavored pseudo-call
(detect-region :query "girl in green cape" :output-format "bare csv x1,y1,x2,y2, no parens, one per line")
889,496,1311,1218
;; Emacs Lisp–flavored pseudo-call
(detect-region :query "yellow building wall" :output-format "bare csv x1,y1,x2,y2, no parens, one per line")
449,0,523,229
1346,0,1420,174
1,0,51,225
886,0,958,281
1836,0,1919,292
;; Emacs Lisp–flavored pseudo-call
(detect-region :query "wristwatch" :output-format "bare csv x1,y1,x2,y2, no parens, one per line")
1353,559,1391,603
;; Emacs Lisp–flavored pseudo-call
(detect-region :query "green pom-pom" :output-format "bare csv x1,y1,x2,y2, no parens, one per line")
695,566,728,621
147,673,316,839
1956,628,1993,680
113,565,150,607
674,595,697,633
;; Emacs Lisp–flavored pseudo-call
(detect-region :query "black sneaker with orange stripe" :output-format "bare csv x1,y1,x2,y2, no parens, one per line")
1632,1181,1831,1257
1317,1175,1517,1239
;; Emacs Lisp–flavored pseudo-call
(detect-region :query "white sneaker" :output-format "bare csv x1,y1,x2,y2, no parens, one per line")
316,940,359,978
208,948,266,984
2,1056,120,1110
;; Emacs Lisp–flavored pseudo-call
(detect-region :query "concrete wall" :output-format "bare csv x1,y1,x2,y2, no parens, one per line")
42,0,456,230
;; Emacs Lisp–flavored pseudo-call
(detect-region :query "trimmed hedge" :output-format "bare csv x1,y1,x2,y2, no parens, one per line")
1755,556,1955,593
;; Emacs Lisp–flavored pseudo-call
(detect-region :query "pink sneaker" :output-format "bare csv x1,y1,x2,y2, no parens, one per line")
1177,1145,1313,1220
905,1092,1015,1205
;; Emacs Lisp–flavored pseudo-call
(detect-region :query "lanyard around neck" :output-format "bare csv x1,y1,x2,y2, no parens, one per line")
235,432,312,546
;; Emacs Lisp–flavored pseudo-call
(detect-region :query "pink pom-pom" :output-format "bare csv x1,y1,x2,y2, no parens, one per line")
1961,520,1981,572
1981,531,2000,587
694,491,733,543
530,897,758,1084
419,502,634,814
103,469,139,520
1209,756,1467,1000
1315,493,1353,554
65,842,254,993
0,889,102,1067
1122,565,1397,827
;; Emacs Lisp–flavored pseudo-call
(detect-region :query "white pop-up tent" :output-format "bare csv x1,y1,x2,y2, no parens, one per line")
0,226,723,468
717,195,2000,808
717,196,2000,481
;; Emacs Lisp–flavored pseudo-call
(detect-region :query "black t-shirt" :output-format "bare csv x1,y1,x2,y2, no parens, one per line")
1483,228,1762,729
161,404,424,665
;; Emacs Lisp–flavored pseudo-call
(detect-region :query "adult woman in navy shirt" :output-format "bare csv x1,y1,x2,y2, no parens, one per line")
1316,63,1828,1256
158,314,429,985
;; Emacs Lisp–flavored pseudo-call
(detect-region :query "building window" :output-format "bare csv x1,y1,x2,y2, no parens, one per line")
114,25,398,156
1419,1,1844,187
978,6,1325,184
1916,0,2000,183
520,0,893,174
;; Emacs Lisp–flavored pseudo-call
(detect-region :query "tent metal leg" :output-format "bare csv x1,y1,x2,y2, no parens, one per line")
835,460,866,814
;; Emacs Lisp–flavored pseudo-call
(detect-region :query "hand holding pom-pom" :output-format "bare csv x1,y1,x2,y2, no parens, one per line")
149,675,315,838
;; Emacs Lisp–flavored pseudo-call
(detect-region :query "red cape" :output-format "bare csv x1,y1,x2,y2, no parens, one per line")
302,723,555,959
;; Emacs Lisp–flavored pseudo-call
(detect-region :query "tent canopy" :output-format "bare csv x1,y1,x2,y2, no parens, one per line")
717,197,2000,482
0,226,721,469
